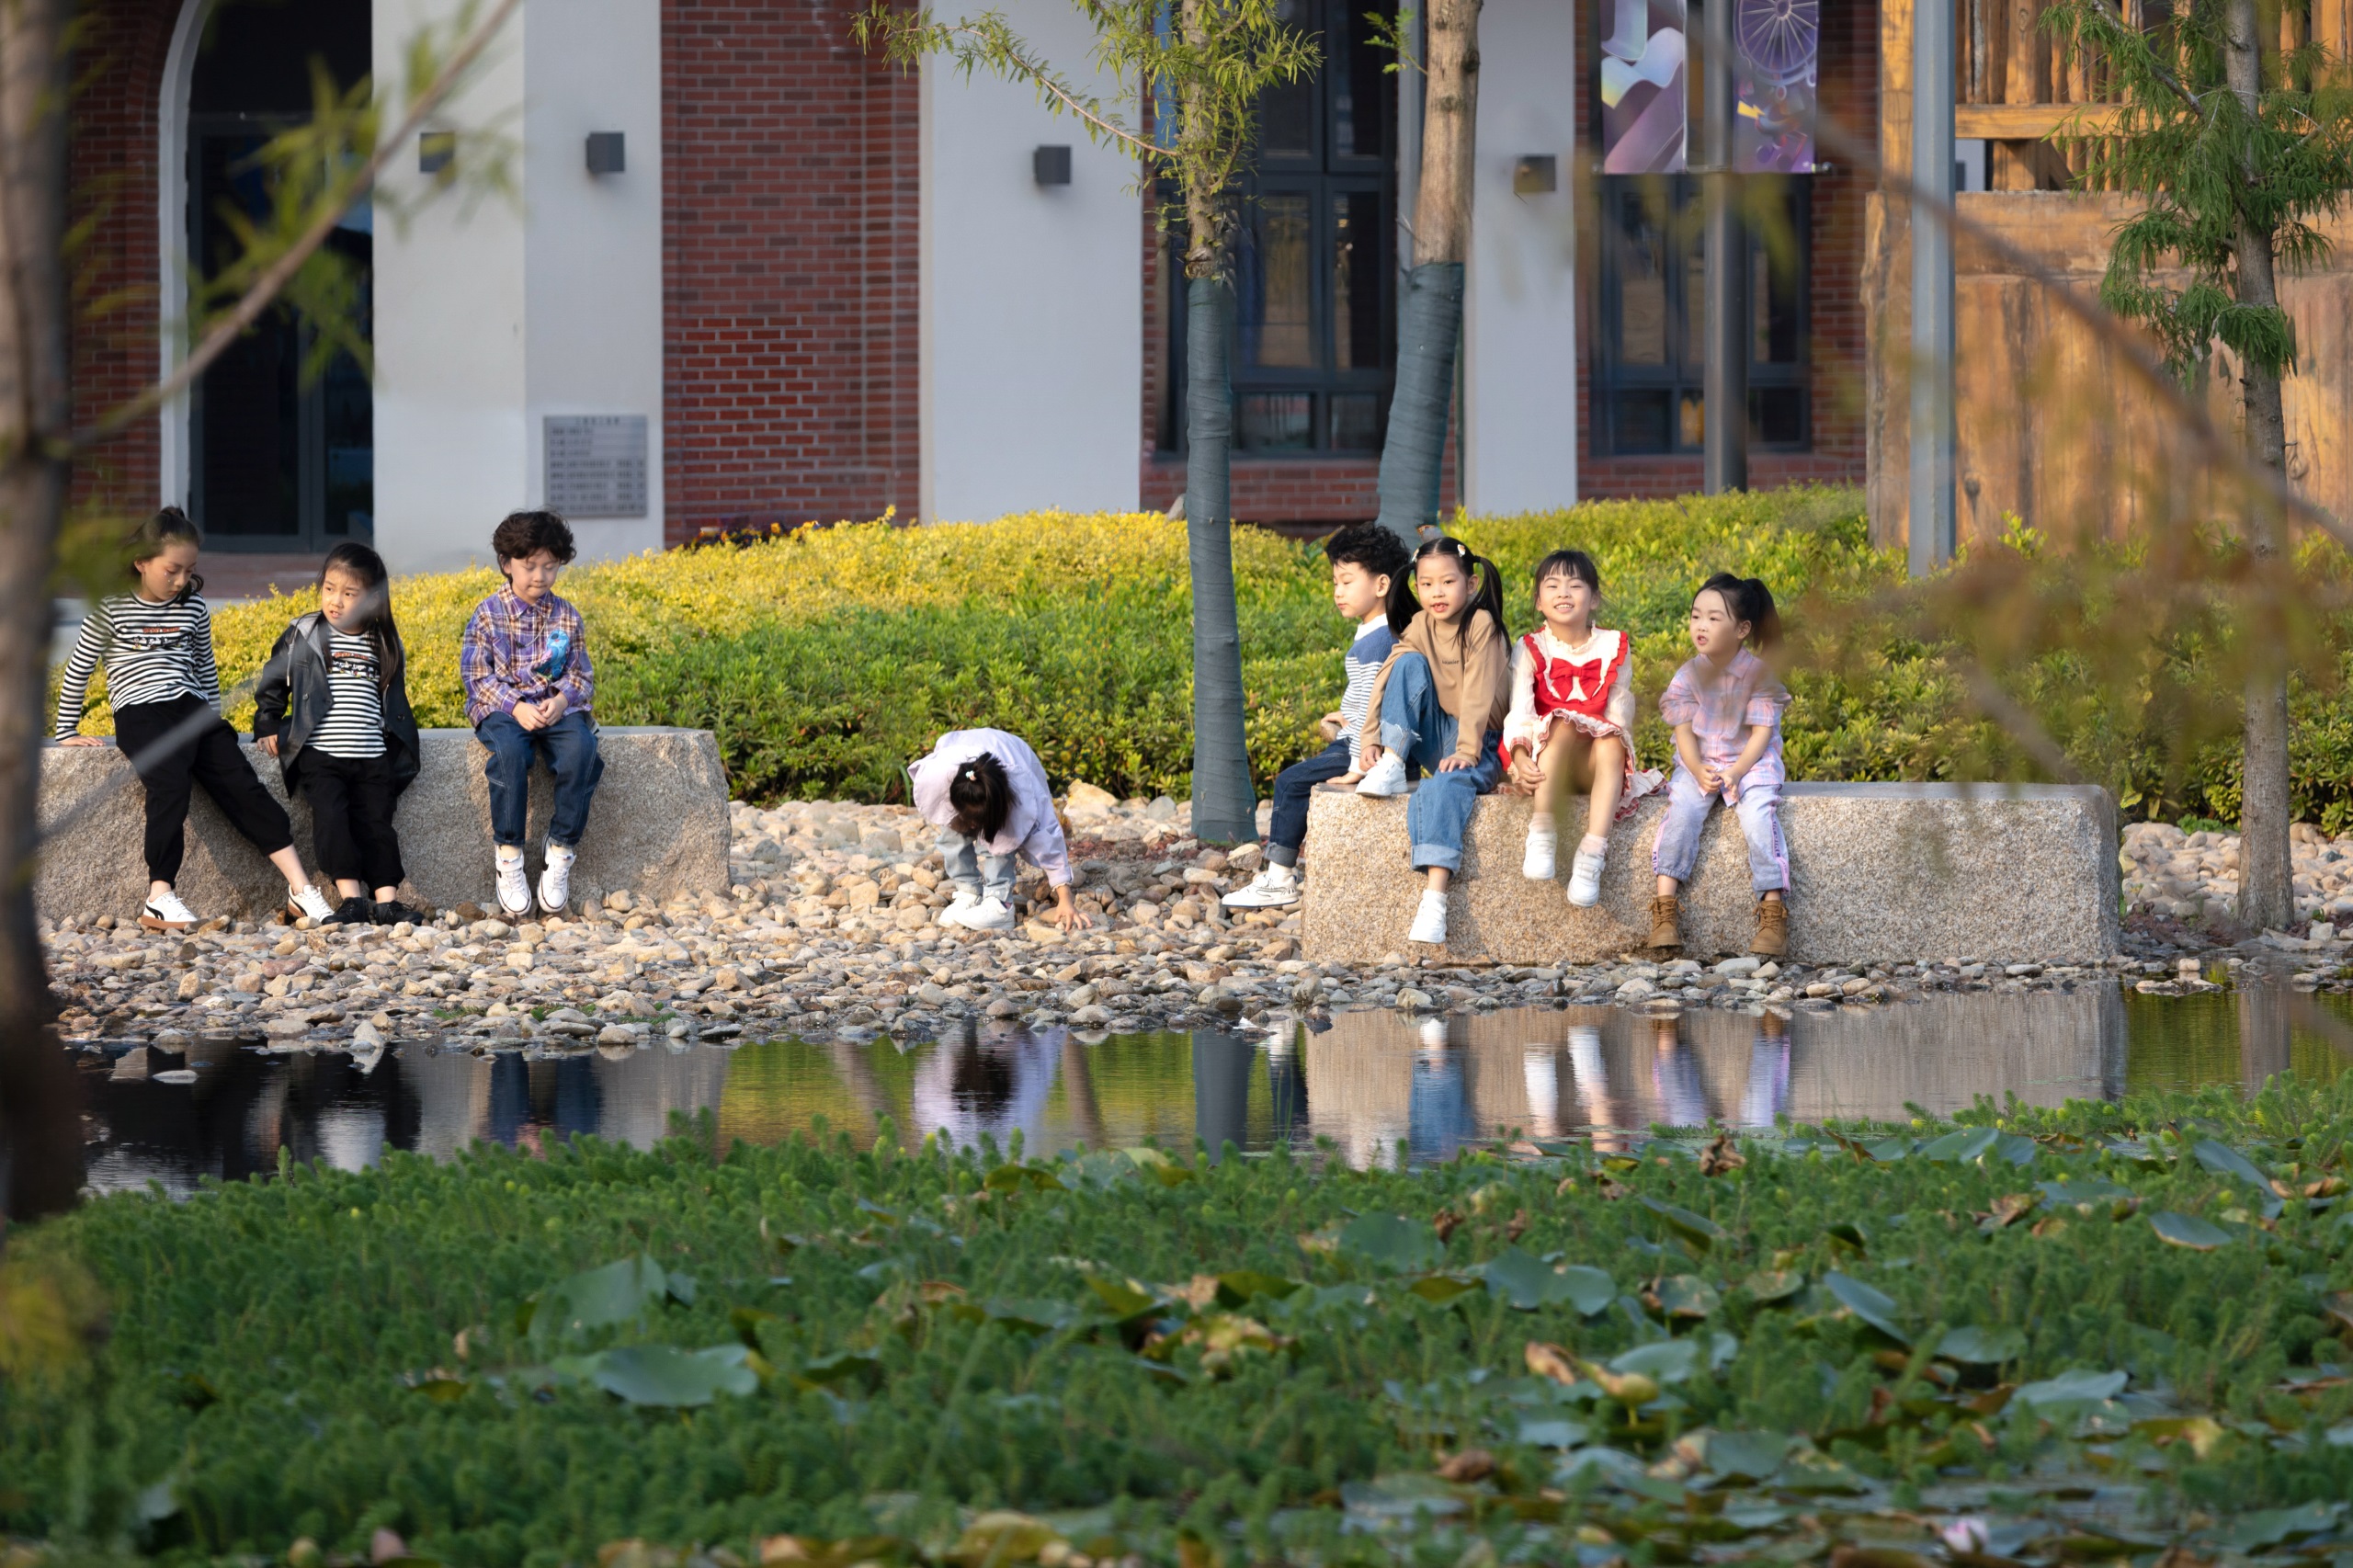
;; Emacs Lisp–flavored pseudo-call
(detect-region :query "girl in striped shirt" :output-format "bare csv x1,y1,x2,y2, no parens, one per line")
254,543,425,926
55,509,335,931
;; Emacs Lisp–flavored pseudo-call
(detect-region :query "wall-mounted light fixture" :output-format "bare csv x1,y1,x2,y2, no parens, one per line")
1513,154,1558,195
419,131,456,176
1034,144,1072,186
586,132,626,176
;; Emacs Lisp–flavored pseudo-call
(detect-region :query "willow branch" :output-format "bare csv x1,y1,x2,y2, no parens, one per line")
65,0,523,456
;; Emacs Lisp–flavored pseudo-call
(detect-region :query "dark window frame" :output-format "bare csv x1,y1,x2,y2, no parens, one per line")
1590,173,1812,458
1159,0,1397,459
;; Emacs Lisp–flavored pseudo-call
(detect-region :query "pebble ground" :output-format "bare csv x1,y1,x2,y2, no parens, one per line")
43,795,2347,1057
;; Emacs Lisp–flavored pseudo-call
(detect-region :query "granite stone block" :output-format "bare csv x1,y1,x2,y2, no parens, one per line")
38,726,730,920
1300,781,2120,966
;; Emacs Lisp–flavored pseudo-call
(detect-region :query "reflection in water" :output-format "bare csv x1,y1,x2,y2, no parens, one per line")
71,985,2353,1191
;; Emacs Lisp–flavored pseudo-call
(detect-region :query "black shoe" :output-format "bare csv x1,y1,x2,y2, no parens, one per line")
324,896,376,926
370,900,427,926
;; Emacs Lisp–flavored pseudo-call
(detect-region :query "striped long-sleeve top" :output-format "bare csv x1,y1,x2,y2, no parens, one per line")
52,593,222,740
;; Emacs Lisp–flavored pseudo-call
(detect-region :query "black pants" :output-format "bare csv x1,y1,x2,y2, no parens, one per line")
113,696,293,887
299,751,406,892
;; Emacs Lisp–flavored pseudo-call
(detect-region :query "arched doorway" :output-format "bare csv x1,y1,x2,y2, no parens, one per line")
182,0,372,550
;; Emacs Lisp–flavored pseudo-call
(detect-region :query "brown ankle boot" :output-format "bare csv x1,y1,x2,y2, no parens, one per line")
1647,893,1682,951
1752,898,1789,957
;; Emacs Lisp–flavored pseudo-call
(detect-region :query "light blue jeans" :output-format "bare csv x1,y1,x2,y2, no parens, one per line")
1379,650,1506,873
1650,763,1790,893
938,828,1015,904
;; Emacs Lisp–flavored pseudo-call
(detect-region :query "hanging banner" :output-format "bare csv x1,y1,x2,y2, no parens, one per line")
1599,0,1688,174
1732,0,1819,172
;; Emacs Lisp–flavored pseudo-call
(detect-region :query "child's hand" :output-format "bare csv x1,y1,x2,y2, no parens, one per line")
59,734,100,747
1722,776,1742,804
1317,710,1345,741
1051,887,1092,931
1507,748,1545,790
1359,743,1384,770
514,700,548,732
258,734,279,756
543,692,569,723
1332,769,1363,787
1699,765,1727,795
1437,755,1475,773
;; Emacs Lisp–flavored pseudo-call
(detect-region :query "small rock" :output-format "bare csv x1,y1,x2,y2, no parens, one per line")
1069,1004,1110,1026
1066,780,1119,814
596,1024,638,1047
984,998,1019,1018
1227,843,1263,872
1616,978,1657,1001
351,1019,387,1049
264,1016,310,1039
1714,956,1763,978
1395,986,1434,1011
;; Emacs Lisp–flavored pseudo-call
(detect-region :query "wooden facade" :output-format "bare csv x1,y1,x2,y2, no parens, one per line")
1865,0,2353,548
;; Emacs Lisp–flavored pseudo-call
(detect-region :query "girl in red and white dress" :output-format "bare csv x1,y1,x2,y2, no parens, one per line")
1500,550,1663,906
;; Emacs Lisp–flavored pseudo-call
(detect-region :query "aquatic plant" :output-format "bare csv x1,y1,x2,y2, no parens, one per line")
6,1078,2353,1567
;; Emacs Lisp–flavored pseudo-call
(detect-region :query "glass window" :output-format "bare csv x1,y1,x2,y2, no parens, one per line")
1163,0,1395,457
1592,175,1811,456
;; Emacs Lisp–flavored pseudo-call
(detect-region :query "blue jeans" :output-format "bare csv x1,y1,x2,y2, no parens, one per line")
938,828,1016,903
1266,739,1354,867
1378,651,1505,872
478,710,604,849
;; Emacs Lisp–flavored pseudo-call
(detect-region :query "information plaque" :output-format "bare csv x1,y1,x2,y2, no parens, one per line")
545,415,649,518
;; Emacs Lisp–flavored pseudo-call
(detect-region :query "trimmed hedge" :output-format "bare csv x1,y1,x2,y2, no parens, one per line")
44,491,2353,821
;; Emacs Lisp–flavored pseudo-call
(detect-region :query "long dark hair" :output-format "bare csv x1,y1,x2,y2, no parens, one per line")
129,506,204,602
1695,573,1781,650
948,751,1013,842
1387,535,1506,644
320,541,406,692
1530,550,1603,619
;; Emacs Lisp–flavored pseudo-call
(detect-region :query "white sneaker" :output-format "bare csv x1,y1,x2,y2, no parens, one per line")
964,896,1016,932
494,848,533,917
938,889,983,929
1567,845,1608,907
1522,825,1558,881
1355,753,1409,797
287,884,335,924
538,841,576,914
1407,888,1449,945
141,891,198,931
1222,863,1301,908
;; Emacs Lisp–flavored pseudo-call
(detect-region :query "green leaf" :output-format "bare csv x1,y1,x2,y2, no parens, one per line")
1516,1415,1588,1449
1337,1213,1444,1271
1916,1127,1999,1164
2149,1210,2236,1250
1481,1246,1605,1312
1213,1270,1301,1308
2215,1502,2347,1553
1822,1221,1869,1255
1084,1276,1160,1320
983,1297,1080,1334
1745,1268,1807,1303
588,1344,757,1407
1637,1196,1725,1255
529,1255,671,1351
1406,1273,1483,1304
1822,1271,1909,1346
2012,1368,2128,1407
1650,1275,1721,1320
1694,1429,1790,1481
1936,1324,2028,1365
800,1348,883,1387
2192,1140,2284,1218
1608,1337,1701,1384
729,1305,779,1349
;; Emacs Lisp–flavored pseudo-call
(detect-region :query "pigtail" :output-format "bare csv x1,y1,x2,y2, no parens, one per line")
948,752,1014,843
1384,569,1423,638
1698,572,1782,651
1465,553,1506,646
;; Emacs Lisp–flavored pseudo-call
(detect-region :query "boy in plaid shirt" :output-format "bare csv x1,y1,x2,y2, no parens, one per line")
460,509,604,915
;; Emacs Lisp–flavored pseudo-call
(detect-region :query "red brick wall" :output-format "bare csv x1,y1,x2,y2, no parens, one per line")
661,0,919,543
68,0,179,518
1575,0,1877,498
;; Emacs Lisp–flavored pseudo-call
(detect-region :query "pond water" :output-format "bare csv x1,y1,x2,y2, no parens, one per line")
74,983,2353,1196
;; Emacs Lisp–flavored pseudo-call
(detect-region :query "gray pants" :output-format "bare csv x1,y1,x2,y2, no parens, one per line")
938,827,1016,904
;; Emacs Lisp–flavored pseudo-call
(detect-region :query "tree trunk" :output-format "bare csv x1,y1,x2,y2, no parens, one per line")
1176,14,1256,846
0,0,83,1224
1373,0,1480,546
2224,0,2295,934
1185,269,1256,845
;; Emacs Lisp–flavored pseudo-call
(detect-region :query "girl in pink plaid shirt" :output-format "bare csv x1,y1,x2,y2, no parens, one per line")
1649,574,1791,957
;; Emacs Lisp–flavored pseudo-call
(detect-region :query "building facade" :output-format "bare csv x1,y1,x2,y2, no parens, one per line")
68,0,1880,574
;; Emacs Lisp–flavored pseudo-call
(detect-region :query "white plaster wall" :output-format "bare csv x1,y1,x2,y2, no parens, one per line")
1462,0,1579,516
521,0,665,561
920,0,1140,524
372,0,664,574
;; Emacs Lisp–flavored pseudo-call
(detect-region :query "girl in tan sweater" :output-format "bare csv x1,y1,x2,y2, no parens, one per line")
1354,536,1512,946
